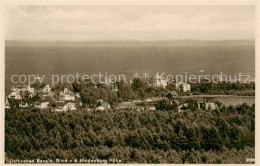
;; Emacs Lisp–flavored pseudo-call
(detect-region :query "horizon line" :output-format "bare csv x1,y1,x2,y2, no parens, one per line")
6,39,255,41
5,39,256,44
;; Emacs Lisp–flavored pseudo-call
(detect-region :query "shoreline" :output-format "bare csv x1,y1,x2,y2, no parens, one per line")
177,95,255,98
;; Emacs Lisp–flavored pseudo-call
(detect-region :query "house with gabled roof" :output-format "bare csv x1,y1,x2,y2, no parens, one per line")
8,84,35,100
96,99,111,111
34,100,49,109
176,82,191,92
167,91,178,98
8,91,22,100
54,102,77,112
41,84,51,94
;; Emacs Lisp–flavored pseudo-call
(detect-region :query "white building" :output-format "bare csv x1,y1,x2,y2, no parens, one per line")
59,87,75,101
197,100,218,110
154,75,168,88
176,82,191,92
34,101,49,109
19,102,29,108
63,87,70,94
42,84,51,94
8,84,35,99
60,93,75,101
60,102,77,111
96,106,106,111
27,85,35,94
8,91,22,100
148,106,156,110
178,103,189,113
96,99,111,110
11,85,35,94
205,102,218,110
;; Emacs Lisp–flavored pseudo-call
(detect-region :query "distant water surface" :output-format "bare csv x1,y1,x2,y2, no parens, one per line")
5,41,255,88
212,96,255,106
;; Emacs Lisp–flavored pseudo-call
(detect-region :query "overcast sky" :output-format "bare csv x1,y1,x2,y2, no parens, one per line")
5,5,255,41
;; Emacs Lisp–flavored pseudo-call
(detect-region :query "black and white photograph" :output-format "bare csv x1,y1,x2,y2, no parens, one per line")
1,1,258,164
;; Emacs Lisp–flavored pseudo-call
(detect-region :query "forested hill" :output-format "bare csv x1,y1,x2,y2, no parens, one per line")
5,103,254,164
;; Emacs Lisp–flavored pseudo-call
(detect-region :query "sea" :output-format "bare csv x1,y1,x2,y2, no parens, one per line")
5,40,255,89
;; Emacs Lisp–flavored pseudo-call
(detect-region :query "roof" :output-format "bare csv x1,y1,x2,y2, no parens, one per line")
97,99,104,103
100,102,110,108
178,103,189,109
148,106,156,110
96,106,107,111
59,102,76,107
173,99,179,103
168,91,178,96
116,102,136,109
132,100,142,103
206,102,217,108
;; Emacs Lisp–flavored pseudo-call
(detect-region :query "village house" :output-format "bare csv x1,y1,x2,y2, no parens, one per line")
6,83,84,111
34,101,50,109
55,102,77,112
41,84,51,94
60,93,76,101
96,99,111,111
96,106,106,111
116,101,156,111
8,99,49,109
147,106,156,111
20,91,35,99
11,85,27,92
8,91,22,100
167,91,178,98
135,106,145,112
178,103,189,113
132,100,143,103
176,82,191,92
116,102,136,110
8,84,35,100
171,99,180,105
197,99,218,110
178,99,218,112
145,97,164,103
63,87,70,94
11,85,35,94
59,87,75,101
205,102,218,110
19,102,29,108
154,75,168,88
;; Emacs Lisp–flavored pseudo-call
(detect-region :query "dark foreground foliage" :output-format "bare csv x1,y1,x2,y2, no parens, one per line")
5,103,254,163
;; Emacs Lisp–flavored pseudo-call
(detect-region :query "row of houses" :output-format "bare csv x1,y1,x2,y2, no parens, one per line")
5,77,192,112
5,84,82,112
5,96,50,109
8,84,51,100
